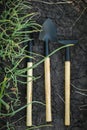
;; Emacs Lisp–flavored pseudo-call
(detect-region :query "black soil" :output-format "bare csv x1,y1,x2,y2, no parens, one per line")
0,0,87,130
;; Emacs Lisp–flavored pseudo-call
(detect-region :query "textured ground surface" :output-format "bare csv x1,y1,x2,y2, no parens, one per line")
1,0,87,130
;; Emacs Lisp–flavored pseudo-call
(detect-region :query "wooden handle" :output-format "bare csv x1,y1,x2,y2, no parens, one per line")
65,61,70,126
26,62,33,126
44,57,52,122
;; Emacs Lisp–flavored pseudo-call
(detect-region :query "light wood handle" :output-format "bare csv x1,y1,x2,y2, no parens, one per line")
26,62,33,126
65,61,70,126
44,57,52,122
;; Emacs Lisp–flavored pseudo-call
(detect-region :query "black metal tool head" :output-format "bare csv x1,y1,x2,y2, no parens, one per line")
58,40,78,45
39,18,57,42
26,28,34,62
58,40,78,61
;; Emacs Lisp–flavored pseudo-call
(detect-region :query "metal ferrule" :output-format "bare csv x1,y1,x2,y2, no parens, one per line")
28,41,33,62
65,47,70,61
44,39,49,57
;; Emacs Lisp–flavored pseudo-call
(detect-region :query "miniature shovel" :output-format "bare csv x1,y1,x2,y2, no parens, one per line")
39,18,57,122
26,35,34,126
58,40,78,126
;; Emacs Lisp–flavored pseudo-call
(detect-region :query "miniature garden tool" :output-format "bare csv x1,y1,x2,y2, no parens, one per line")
26,34,34,126
58,40,78,126
39,18,57,122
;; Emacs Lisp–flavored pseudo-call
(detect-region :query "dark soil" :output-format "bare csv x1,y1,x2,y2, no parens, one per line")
0,0,87,130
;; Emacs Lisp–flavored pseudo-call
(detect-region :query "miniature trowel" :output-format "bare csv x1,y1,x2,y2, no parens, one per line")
58,39,78,126
26,33,34,126
39,18,57,122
